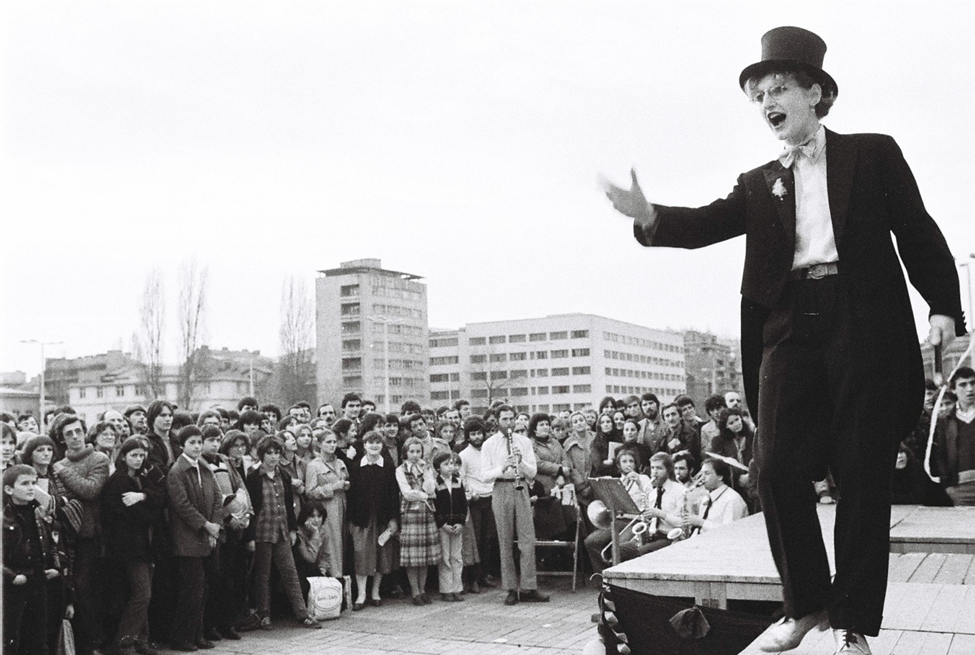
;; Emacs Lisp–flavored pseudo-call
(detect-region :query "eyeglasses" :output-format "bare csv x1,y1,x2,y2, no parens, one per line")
748,84,792,105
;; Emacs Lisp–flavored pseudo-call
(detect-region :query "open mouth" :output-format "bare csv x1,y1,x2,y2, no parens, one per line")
768,112,786,127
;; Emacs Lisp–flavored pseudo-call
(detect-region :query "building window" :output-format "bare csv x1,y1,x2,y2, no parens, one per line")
430,337,459,348
510,352,527,361
572,366,591,375
340,302,361,316
343,375,362,388
470,354,487,364
552,385,570,394
430,356,459,365
430,374,450,383
551,349,569,358
472,389,489,398
510,369,528,378
342,321,361,334
469,337,487,346
536,386,549,395
342,339,361,352
571,330,589,339
116,385,125,397
489,335,506,345
431,391,450,401
342,357,362,371
572,384,592,393
549,331,568,340
534,351,548,360
340,284,360,297
79,388,87,399
551,367,570,376
509,334,526,343
490,371,508,380
571,348,590,357
511,387,529,397
489,353,507,363
471,372,487,381
529,332,546,342
535,368,549,377
96,387,104,398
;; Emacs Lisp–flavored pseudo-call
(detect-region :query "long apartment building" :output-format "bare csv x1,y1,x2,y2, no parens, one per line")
429,314,685,414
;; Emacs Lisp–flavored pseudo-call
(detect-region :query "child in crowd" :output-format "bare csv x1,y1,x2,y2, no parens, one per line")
432,451,467,602
3,463,61,655
293,501,329,597
396,437,441,605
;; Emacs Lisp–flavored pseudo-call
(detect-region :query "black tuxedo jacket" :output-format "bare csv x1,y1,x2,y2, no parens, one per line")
635,129,965,422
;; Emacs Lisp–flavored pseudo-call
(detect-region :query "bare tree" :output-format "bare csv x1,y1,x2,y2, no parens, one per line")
276,274,316,406
134,268,166,401
177,259,210,409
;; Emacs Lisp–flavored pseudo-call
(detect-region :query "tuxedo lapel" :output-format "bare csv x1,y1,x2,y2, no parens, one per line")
763,161,796,245
825,129,856,249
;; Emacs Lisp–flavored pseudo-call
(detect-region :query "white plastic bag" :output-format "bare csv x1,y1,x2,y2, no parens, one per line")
306,576,343,621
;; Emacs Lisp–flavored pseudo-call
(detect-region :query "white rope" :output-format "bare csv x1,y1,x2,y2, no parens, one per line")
924,335,975,482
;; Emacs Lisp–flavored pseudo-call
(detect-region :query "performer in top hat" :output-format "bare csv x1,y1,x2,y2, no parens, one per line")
603,26,965,655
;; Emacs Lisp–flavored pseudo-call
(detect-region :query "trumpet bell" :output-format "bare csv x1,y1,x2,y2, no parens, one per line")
587,500,613,530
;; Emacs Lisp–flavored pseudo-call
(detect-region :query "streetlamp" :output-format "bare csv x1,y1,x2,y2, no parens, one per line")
366,315,405,414
20,340,63,429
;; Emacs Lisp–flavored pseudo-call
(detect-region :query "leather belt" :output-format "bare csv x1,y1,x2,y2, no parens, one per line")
787,261,839,281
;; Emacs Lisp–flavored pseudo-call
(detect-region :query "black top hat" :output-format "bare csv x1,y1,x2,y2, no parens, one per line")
739,26,837,95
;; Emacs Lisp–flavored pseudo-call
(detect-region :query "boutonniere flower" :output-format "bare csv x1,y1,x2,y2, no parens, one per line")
771,178,787,200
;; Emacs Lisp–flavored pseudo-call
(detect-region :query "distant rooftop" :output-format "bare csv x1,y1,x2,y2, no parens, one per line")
318,258,423,281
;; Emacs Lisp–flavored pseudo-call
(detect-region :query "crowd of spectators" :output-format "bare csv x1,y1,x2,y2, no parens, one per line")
3,375,971,655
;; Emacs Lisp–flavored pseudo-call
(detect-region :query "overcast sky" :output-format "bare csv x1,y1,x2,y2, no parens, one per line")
3,1,973,377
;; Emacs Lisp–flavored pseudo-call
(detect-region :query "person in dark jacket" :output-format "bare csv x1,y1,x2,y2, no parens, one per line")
101,437,166,655
432,451,467,602
3,464,61,655
243,435,319,630
346,431,400,610
166,427,222,651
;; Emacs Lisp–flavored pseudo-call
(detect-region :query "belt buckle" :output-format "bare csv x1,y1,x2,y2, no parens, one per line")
808,263,828,280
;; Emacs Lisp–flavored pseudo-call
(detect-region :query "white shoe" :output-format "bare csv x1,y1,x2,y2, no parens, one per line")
757,610,829,652
833,629,871,655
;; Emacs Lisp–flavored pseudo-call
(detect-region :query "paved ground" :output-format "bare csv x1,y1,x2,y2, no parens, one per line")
196,579,600,655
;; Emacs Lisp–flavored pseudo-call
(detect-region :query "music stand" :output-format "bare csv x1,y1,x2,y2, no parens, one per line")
589,477,642,566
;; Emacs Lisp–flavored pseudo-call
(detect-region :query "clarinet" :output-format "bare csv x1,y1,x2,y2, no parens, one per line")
506,432,525,491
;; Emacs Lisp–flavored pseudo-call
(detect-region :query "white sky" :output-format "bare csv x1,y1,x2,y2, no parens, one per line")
3,1,974,376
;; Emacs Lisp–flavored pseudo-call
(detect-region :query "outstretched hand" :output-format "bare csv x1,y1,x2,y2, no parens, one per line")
600,168,657,229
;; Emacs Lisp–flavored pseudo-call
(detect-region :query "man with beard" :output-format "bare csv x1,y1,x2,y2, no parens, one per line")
458,417,499,592
674,450,708,514
660,403,701,463
638,393,665,452
682,458,749,534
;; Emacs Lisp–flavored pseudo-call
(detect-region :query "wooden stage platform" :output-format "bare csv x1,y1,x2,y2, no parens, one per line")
601,504,975,654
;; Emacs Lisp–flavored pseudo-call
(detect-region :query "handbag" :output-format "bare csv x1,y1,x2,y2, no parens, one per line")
305,576,343,621
57,619,75,655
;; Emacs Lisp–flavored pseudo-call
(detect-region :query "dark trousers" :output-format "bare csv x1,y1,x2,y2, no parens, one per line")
213,530,250,628
467,496,498,580
4,576,48,655
170,557,208,646
115,561,153,645
756,277,913,636
72,538,103,654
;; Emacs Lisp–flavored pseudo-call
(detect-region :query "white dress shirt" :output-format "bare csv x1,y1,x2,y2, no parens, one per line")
697,484,748,533
789,126,839,269
480,431,538,485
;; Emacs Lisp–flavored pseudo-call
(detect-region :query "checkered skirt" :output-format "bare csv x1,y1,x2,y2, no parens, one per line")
398,501,442,567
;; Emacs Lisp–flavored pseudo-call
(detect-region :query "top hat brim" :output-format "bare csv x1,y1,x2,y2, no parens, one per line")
739,60,837,95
